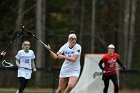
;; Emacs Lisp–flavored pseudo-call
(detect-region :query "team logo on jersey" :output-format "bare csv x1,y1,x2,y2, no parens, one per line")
77,50,80,52
108,59,116,67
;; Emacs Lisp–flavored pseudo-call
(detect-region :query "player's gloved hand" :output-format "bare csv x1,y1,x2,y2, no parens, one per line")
33,68,37,72
122,66,126,69
1,51,6,56
44,44,51,51
102,70,106,74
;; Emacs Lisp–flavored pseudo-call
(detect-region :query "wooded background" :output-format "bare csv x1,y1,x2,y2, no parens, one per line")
0,0,140,89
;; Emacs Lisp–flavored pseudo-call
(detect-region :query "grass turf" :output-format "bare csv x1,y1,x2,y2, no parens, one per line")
0,88,139,93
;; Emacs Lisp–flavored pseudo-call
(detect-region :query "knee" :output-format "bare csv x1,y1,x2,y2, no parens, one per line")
67,84,75,90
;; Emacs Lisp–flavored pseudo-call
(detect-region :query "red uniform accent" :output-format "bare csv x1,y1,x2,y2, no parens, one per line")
102,53,119,76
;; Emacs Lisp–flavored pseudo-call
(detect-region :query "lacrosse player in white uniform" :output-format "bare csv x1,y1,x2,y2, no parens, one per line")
15,41,36,93
44,32,82,93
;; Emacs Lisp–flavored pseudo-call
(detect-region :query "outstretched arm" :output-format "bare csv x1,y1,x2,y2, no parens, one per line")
49,49,58,59
57,54,78,62
44,44,79,62
44,44,58,59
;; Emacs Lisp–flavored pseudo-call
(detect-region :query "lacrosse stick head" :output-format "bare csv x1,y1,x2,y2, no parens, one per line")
93,72,103,78
20,24,24,29
3,25,24,52
20,24,34,36
2,60,14,67
8,27,23,44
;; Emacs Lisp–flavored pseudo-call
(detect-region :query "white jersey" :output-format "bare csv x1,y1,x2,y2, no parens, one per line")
15,50,35,70
58,42,81,77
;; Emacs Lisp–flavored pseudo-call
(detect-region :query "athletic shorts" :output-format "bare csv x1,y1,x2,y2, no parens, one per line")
17,68,32,79
59,70,80,77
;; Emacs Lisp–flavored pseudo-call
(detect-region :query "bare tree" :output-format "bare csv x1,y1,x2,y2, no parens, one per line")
16,0,25,26
79,0,85,45
123,0,137,68
91,0,96,53
11,0,25,59
123,0,130,66
9,0,25,87
127,0,137,68
35,0,46,85
117,0,124,61
10,0,25,63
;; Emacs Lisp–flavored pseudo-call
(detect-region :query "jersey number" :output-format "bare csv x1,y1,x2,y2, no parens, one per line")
25,59,29,63
109,62,115,67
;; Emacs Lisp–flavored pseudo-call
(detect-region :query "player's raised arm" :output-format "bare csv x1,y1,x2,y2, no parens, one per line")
58,54,78,62
44,44,58,59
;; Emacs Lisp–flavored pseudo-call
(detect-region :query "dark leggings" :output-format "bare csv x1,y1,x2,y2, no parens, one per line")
18,77,29,93
102,74,118,93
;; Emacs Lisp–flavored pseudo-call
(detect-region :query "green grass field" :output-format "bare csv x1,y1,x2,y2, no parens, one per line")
0,88,53,93
120,89,140,93
0,88,139,93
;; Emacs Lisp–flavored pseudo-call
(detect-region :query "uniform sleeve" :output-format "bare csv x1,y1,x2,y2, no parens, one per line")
15,51,20,59
101,55,106,61
58,44,65,54
99,54,106,71
118,54,120,59
99,60,104,70
74,45,81,55
116,53,120,59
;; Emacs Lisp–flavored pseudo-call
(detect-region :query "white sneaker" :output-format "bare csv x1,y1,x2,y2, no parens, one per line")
16,90,19,93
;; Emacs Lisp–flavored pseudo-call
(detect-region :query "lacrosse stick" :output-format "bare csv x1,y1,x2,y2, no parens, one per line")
2,60,14,67
3,27,23,52
93,67,123,78
2,60,33,70
20,24,46,46
1,26,23,67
